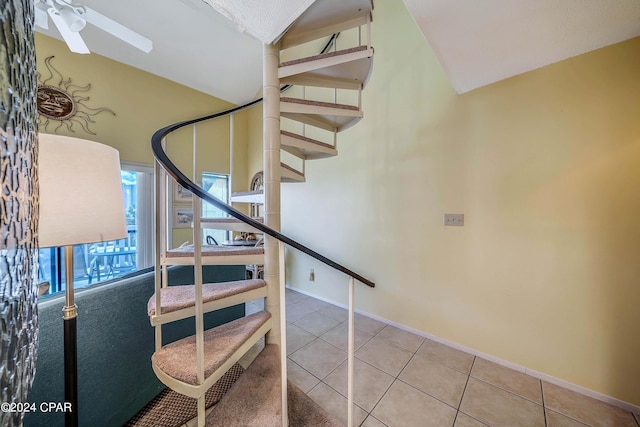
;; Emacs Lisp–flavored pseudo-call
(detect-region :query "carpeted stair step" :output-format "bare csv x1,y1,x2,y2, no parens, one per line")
205,344,282,426
148,279,267,326
281,97,359,111
281,45,368,68
152,311,272,398
125,363,245,427
280,97,363,132
127,357,340,427
280,162,305,183
199,216,264,233
280,0,373,49
288,381,341,427
230,189,264,204
279,45,374,90
281,130,337,160
206,344,341,427
163,244,264,266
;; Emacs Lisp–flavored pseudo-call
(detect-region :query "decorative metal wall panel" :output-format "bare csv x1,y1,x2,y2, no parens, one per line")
0,1,40,426
37,55,116,135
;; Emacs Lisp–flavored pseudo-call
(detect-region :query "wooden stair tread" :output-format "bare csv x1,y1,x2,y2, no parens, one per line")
281,112,362,133
163,244,264,267
166,245,263,258
280,162,305,183
280,98,364,132
280,45,368,68
200,217,263,224
230,189,263,198
148,279,266,316
230,190,264,204
152,311,271,386
281,97,363,131
279,45,374,90
281,97,359,111
199,216,264,232
281,130,334,150
281,130,338,160
281,0,373,49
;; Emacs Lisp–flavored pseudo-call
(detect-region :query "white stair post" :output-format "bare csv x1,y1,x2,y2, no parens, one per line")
347,276,355,427
279,241,288,426
263,41,285,424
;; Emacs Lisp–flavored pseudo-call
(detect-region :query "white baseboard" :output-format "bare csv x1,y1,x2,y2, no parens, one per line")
286,286,640,415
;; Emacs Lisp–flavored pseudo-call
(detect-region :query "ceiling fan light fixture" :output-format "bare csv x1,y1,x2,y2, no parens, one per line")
39,0,152,54
58,7,86,32
47,6,90,54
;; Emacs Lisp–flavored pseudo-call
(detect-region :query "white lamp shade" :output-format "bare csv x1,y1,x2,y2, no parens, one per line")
38,134,128,248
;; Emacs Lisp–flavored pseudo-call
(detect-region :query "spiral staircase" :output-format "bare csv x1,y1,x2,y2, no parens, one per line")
149,1,375,425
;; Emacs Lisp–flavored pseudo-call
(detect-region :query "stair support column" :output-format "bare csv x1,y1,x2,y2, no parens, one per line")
264,41,287,425
263,42,282,348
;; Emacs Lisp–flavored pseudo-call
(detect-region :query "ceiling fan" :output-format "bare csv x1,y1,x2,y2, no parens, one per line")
34,0,152,54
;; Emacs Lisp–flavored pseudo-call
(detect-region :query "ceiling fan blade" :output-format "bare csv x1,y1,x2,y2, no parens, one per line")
48,7,90,54
81,6,152,53
34,4,49,30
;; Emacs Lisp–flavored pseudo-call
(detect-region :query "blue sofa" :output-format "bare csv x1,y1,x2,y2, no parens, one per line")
24,265,245,427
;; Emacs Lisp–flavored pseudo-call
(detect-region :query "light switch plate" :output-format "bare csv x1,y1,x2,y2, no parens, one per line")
444,213,464,226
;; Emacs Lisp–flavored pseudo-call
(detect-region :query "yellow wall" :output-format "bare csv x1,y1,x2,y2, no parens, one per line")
35,34,249,244
281,1,640,405
246,102,263,184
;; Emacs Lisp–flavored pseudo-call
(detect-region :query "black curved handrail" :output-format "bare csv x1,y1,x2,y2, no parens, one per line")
151,36,374,288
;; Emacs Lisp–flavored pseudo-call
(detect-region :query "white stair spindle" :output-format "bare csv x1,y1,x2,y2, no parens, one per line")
164,169,171,260
367,13,372,48
193,124,198,182
193,194,205,426
348,276,355,427
279,241,288,426
229,113,234,210
193,122,205,427
154,160,163,352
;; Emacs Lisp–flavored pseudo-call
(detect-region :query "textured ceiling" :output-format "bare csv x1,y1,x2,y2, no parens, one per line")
35,0,640,104
402,0,640,93
200,0,316,44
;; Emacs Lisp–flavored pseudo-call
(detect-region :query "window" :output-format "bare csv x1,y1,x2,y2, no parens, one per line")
201,172,229,245
38,162,154,296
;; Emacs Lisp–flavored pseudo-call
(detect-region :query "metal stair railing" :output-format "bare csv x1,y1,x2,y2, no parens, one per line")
153,135,374,288
151,31,373,427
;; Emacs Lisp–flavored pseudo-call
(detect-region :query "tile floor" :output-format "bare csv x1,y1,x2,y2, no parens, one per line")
245,289,640,427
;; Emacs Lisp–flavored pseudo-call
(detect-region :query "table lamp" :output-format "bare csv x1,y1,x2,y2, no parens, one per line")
38,134,127,427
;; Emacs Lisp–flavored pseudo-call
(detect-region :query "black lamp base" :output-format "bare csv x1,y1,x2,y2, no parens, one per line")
63,246,79,427
63,311,78,427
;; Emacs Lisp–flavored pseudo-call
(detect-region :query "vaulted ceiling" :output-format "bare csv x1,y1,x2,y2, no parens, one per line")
35,0,640,104
403,0,640,93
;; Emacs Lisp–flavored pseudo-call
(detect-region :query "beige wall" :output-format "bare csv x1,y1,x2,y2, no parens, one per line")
281,1,640,406
35,34,249,244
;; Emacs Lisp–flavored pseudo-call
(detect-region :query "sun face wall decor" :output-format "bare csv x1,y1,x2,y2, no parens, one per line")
37,56,115,135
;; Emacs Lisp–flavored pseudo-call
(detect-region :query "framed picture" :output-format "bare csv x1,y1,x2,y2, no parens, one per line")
174,182,192,202
173,205,194,228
